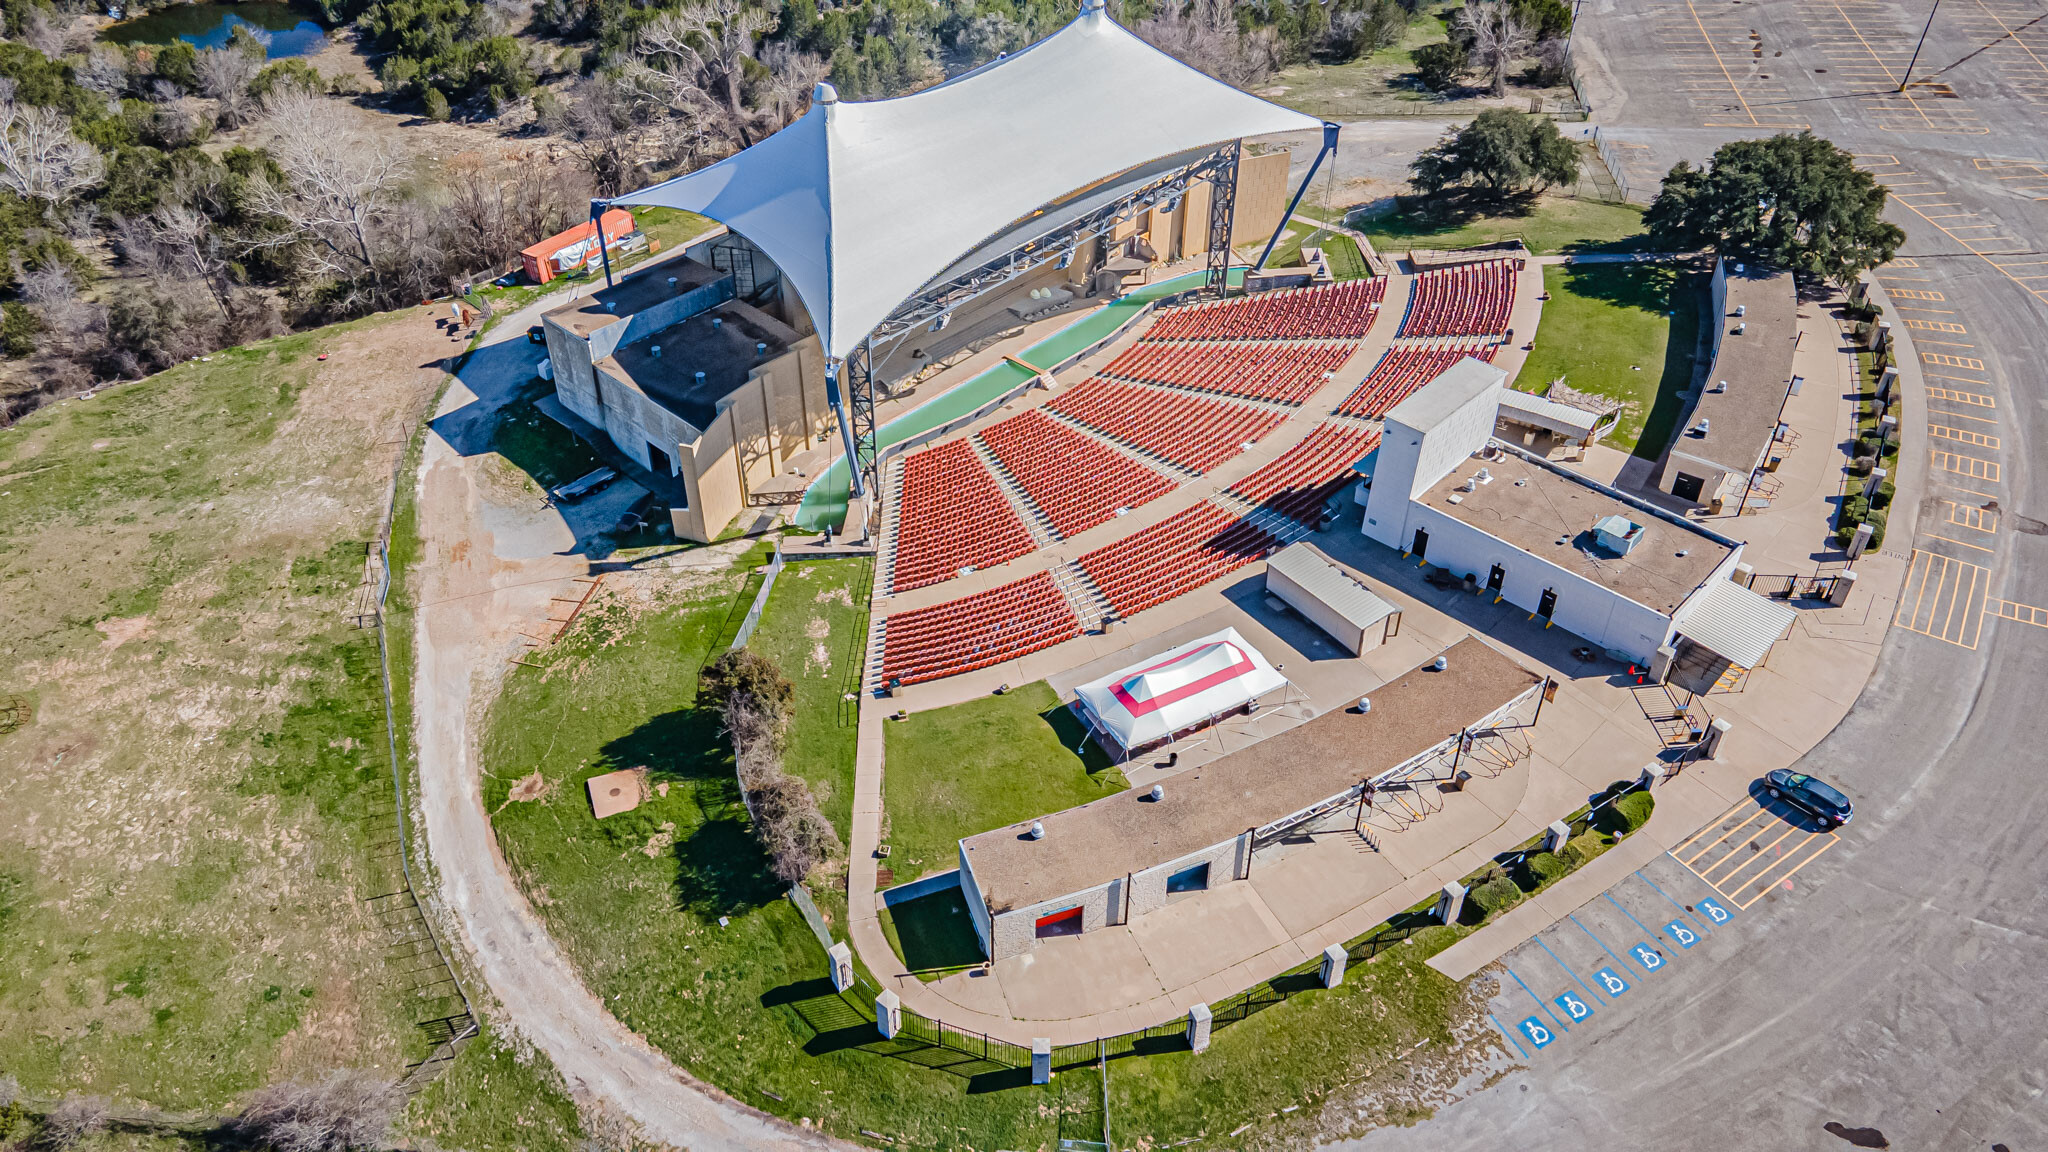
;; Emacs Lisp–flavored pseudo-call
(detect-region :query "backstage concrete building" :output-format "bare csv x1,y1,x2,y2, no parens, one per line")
958,637,1544,961
1361,359,1797,677
1657,259,1801,508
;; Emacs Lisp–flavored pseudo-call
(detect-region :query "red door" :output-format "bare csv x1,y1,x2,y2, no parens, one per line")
1034,906,1083,938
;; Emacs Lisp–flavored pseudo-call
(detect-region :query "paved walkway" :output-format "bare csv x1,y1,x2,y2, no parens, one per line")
842,280,1899,1046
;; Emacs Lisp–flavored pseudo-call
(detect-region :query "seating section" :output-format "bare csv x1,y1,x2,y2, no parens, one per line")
888,439,1036,593
1143,279,1387,342
1335,342,1499,419
1398,261,1517,338
1049,378,1287,474
878,570,1081,686
977,410,1177,539
1100,340,1355,405
1078,502,1278,618
1226,421,1383,525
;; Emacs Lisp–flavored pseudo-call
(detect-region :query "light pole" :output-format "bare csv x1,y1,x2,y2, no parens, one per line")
1899,0,1942,92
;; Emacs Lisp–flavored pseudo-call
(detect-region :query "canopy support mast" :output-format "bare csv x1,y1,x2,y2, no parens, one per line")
590,199,616,289
1255,122,1342,273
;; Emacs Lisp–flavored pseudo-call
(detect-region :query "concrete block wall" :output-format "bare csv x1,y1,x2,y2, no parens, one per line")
1126,834,1251,920
987,879,1117,962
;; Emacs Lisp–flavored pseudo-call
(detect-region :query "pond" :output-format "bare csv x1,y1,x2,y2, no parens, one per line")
102,2,327,59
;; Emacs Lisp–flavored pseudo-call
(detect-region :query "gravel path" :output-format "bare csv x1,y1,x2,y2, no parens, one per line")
409,293,849,1150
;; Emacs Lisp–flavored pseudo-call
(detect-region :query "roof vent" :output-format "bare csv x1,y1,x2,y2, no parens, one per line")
694,371,706,385
1692,417,1711,437
1432,654,1449,672
651,345,661,358
1734,262,1745,273
667,276,678,289
711,316,722,330
1029,821,1045,840
604,301,616,311
1712,379,1728,393
756,342,768,356
1734,321,1747,335
1356,696,1372,713
813,81,838,105
1735,304,1747,317
1149,784,1165,801
1474,467,1493,484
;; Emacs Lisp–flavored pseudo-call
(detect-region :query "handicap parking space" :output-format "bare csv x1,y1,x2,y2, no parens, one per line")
1485,858,1745,1060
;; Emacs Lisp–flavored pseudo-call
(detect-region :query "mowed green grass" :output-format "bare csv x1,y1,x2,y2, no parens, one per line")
1363,197,1650,257
1513,262,1705,456
880,682,1126,885
876,887,984,979
404,1022,585,1152
0,313,443,1109
484,581,1512,1149
743,557,872,840
1264,3,1468,120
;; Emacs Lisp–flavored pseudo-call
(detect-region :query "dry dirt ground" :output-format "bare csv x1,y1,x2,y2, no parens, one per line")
407,299,846,1150
0,304,450,1108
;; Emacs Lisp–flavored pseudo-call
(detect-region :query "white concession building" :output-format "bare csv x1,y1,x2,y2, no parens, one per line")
1361,360,1796,684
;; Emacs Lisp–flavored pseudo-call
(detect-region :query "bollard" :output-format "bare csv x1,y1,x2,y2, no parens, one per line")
1828,569,1857,607
827,942,854,992
1544,819,1571,853
1031,1037,1052,1083
875,990,902,1039
1847,521,1874,560
1864,466,1888,499
1187,1004,1213,1053
1320,943,1347,989
1639,762,1668,790
1699,717,1732,760
1435,881,1466,925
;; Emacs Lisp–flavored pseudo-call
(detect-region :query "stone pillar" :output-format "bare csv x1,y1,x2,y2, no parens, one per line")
875,989,902,1039
1320,943,1347,989
1829,569,1857,606
827,942,854,992
1874,320,1892,353
1187,1004,1213,1053
1847,521,1874,560
1544,819,1571,853
1639,762,1669,789
1435,881,1466,925
1864,467,1888,499
1649,643,1678,683
1699,717,1732,760
1877,366,1898,403
1031,1037,1052,1083
1877,414,1898,447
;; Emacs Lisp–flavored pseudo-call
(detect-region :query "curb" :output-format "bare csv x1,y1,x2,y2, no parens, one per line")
1853,275,1928,556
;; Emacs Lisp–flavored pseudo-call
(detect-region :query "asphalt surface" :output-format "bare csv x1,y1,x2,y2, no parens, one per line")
1340,1,2048,1148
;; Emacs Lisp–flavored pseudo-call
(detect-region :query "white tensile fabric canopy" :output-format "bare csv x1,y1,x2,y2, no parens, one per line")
610,2,1322,359
1074,628,1289,755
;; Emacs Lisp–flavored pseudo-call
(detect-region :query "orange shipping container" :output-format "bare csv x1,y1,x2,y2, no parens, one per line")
520,209,637,285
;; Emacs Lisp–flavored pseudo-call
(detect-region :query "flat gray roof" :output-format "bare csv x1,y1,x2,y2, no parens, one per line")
1384,357,1506,433
1675,266,1797,475
962,637,1539,913
544,258,727,338
599,301,795,431
1420,446,1733,614
1268,542,1398,629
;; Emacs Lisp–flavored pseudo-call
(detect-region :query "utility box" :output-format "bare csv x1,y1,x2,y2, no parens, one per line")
827,942,854,992
875,990,902,1039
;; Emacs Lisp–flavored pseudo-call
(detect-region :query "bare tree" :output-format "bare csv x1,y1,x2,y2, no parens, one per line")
20,8,70,60
1135,0,1281,89
748,771,839,883
541,76,671,198
36,1094,110,1151
1457,0,1534,97
758,41,828,132
629,0,776,149
247,90,414,296
196,45,264,127
0,100,106,206
76,47,130,97
235,1070,403,1152
441,155,586,278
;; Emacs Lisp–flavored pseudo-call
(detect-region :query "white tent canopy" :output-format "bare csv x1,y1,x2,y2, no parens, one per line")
611,0,1322,359
1074,628,1290,756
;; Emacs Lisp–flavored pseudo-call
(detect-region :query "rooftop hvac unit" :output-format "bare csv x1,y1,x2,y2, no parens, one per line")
1594,514,1645,555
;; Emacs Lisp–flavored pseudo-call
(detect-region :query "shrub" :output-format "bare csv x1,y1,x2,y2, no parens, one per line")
36,1096,110,1151
1838,492,1867,530
235,1070,402,1152
1871,479,1895,510
1864,507,1887,549
1615,790,1654,832
1412,39,1468,91
423,87,451,122
1468,875,1522,920
1525,850,1572,887
748,770,841,883
1563,828,1610,867
1849,454,1874,476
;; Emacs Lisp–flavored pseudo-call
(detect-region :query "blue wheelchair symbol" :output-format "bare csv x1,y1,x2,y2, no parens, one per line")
1593,966,1631,996
1631,942,1667,972
1520,1016,1555,1049
1555,990,1594,1022
1664,920,1699,949
1697,897,1734,925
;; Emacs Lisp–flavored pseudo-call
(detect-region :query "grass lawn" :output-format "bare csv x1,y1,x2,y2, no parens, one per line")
1362,196,1650,257
402,1022,585,1152
1513,262,1706,455
1265,4,1464,120
742,556,872,840
876,887,985,980
880,682,1126,885
0,310,448,1110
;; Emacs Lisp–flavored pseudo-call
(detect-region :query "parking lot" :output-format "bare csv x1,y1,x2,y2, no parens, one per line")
1478,854,1767,1058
